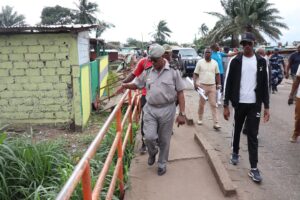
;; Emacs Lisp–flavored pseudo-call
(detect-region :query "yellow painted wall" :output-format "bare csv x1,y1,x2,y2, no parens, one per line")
99,55,108,97
80,64,91,127
0,33,78,125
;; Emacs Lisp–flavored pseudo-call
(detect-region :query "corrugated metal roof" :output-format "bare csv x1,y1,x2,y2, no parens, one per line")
0,24,99,34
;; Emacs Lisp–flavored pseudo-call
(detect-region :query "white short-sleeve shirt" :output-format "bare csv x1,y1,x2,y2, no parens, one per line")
194,59,219,85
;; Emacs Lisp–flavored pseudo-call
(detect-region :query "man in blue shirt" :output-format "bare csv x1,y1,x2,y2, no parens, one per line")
211,43,238,104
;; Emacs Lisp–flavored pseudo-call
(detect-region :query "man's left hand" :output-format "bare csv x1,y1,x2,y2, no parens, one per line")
176,115,186,127
263,109,270,123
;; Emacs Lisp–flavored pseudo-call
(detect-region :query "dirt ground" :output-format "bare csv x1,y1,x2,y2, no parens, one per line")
1,111,111,156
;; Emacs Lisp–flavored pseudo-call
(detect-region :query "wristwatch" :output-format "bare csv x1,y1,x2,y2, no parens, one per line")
179,112,186,116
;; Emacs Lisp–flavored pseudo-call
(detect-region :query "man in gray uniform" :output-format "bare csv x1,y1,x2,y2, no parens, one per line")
122,44,186,176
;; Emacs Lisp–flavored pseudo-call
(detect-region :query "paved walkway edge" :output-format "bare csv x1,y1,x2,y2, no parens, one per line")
194,132,237,196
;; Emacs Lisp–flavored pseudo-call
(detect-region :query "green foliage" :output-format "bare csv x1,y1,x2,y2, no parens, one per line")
38,0,114,38
125,38,148,50
0,138,70,199
0,112,139,199
106,71,119,95
206,0,288,46
74,0,98,24
40,6,77,25
0,5,26,27
152,20,172,45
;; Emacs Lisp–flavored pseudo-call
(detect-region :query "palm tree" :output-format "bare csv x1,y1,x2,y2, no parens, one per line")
74,0,98,24
206,0,288,46
152,20,172,45
198,23,209,37
0,6,26,27
95,20,115,38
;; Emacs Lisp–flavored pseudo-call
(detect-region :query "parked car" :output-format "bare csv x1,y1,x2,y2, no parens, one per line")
173,47,201,77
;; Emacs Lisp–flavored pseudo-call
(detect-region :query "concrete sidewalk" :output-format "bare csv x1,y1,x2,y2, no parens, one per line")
124,119,237,199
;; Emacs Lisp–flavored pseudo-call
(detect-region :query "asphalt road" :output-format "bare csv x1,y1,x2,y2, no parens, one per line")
185,79,300,200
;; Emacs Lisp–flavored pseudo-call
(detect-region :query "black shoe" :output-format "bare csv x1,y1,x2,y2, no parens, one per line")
139,143,147,154
157,167,167,176
148,149,158,166
248,168,262,183
230,153,239,165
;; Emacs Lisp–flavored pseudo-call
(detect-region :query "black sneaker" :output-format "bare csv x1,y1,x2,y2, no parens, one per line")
139,143,147,154
157,167,167,176
230,153,239,165
248,168,262,183
148,149,158,166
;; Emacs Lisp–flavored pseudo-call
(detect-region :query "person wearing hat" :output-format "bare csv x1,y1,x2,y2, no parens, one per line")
223,32,270,183
122,44,186,176
162,44,182,71
269,47,285,93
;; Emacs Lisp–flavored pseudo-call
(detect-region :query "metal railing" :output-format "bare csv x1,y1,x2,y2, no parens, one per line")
56,89,141,200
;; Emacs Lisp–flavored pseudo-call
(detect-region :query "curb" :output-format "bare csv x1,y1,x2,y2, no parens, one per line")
194,132,237,197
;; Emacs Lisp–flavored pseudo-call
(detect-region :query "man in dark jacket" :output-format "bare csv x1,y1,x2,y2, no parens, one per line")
223,32,270,183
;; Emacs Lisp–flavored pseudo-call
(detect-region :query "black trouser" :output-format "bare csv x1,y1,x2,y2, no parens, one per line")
140,95,147,145
232,103,261,168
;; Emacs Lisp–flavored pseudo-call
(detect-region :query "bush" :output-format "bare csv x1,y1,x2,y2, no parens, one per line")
0,133,71,199
0,121,139,199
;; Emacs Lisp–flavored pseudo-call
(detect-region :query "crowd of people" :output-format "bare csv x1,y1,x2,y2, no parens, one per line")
118,33,300,184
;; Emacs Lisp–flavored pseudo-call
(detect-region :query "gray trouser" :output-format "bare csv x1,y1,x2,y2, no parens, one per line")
143,103,176,168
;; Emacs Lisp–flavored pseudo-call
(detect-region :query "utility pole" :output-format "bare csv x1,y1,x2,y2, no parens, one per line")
141,33,144,50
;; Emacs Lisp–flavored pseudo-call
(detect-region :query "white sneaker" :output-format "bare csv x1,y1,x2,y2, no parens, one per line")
197,120,203,125
213,123,221,130
217,101,222,105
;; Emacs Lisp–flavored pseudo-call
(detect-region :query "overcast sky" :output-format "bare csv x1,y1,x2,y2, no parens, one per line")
1,0,299,45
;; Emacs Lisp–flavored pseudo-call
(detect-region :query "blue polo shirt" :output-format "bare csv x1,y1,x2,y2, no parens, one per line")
211,51,226,74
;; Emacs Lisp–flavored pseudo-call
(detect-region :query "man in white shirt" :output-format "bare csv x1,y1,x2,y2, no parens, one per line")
223,32,270,183
193,48,221,130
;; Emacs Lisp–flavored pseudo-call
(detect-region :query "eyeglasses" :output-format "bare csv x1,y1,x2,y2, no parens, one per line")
242,41,253,47
205,51,212,54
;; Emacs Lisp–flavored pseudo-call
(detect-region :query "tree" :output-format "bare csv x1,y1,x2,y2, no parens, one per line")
206,0,288,47
74,0,114,38
198,23,209,37
95,20,115,38
152,20,172,45
74,0,98,24
40,6,76,25
0,6,26,27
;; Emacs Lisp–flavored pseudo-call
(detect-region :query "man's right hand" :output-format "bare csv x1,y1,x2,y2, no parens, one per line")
288,98,294,105
116,85,125,94
194,83,200,90
223,106,230,120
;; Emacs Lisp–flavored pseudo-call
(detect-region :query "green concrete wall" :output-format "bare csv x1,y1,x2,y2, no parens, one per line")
0,33,80,126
